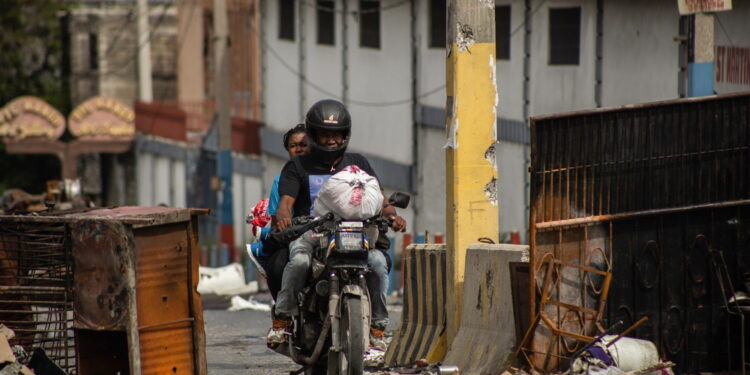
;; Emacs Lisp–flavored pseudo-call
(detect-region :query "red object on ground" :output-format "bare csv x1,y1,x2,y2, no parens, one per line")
510,230,521,244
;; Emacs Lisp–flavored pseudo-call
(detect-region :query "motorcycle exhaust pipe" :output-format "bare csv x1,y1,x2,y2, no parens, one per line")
289,316,331,366
289,271,341,366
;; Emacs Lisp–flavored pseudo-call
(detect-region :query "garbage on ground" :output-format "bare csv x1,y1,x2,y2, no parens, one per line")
0,324,53,375
227,295,271,312
364,347,386,368
198,263,258,296
569,333,674,375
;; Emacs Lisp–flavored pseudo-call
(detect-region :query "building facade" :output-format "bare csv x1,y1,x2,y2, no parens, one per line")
260,0,750,243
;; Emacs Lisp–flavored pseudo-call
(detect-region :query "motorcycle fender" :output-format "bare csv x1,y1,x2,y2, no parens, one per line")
340,285,371,349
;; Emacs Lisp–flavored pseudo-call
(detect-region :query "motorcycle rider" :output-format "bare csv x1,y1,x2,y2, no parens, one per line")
248,123,309,299
268,99,407,350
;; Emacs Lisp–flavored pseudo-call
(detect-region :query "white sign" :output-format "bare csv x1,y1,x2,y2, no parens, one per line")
678,0,732,14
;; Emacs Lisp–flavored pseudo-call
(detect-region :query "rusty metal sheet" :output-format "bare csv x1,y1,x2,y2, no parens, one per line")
133,222,195,374
529,92,750,373
71,219,132,331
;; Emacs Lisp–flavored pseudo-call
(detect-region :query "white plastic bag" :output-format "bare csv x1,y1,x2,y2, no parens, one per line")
313,165,384,220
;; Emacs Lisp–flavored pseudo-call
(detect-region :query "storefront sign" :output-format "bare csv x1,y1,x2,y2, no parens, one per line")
678,0,732,14
68,97,135,140
0,96,66,140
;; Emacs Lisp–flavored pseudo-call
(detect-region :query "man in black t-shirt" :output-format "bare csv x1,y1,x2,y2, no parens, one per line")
267,99,406,351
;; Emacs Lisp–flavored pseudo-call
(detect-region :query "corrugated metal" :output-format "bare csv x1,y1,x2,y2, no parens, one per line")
529,92,750,373
133,223,194,375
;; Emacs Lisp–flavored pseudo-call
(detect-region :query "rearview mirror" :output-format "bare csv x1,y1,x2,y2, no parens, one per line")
388,192,410,209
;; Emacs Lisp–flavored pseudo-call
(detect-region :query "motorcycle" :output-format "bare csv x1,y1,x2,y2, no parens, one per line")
268,192,410,375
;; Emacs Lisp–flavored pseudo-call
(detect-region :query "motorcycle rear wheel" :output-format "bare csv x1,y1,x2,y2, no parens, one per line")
336,296,364,375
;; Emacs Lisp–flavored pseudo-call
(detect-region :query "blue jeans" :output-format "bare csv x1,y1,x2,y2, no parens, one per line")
275,230,389,327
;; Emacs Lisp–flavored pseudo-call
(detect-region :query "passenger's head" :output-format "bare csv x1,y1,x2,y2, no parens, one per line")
305,99,351,163
283,123,309,158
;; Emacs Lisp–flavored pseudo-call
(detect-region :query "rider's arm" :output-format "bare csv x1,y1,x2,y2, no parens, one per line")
381,195,406,232
273,195,296,231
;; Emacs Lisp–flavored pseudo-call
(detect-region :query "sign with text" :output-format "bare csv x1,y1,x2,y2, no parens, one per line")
0,96,66,140
678,0,732,14
68,97,135,140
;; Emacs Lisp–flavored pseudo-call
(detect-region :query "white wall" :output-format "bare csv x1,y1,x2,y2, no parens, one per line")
529,0,597,116
233,172,264,247
416,0,445,110
344,0,413,165
417,127,447,234
301,0,344,110
496,0,526,121
135,152,186,207
497,140,527,242
601,0,680,106
263,0,303,131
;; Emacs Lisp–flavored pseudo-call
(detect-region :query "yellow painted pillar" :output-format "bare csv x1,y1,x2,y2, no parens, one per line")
428,0,498,361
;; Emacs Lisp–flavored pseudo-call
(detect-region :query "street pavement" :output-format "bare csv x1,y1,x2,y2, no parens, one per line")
204,292,402,374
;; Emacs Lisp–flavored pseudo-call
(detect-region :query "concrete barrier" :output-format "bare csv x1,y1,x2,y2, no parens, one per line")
442,243,528,375
384,244,447,366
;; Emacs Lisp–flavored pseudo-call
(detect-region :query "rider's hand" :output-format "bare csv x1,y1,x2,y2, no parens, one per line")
275,212,293,231
388,215,406,232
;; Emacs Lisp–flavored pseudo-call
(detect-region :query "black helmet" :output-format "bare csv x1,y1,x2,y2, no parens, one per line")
305,99,351,163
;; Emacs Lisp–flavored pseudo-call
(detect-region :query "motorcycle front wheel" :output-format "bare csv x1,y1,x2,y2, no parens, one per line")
335,296,364,375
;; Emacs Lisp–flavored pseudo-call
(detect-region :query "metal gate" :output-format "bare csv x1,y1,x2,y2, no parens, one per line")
528,92,750,373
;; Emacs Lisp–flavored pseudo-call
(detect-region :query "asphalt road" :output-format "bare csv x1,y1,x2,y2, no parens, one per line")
204,293,402,375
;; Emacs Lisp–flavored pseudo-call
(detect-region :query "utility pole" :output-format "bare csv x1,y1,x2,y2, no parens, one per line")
688,12,714,97
438,0,498,359
213,0,234,259
136,0,153,101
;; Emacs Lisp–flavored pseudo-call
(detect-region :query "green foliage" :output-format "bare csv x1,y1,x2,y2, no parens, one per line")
0,0,72,194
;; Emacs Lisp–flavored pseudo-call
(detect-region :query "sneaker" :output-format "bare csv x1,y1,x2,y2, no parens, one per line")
369,326,387,351
246,242,269,279
266,317,292,348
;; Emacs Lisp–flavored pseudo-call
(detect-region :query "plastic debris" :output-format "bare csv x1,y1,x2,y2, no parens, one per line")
227,295,271,312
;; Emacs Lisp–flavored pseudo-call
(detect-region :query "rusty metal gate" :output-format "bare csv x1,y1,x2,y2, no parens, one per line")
528,92,750,373
0,220,76,373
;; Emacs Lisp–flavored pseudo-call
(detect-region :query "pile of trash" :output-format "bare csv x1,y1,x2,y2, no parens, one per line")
0,325,66,375
198,263,271,311
567,335,675,375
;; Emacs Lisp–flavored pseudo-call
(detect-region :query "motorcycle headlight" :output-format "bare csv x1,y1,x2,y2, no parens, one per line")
335,231,364,252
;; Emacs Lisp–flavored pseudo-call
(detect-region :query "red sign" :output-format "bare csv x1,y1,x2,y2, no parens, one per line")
68,97,135,140
0,96,66,140
678,0,732,14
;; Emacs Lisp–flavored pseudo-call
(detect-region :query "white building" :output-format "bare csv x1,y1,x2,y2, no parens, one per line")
259,0,750,243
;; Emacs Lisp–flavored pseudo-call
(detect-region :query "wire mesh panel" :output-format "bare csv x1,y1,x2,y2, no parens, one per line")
0,221,76,374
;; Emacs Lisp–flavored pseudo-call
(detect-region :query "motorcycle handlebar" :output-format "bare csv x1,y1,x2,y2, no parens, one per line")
270,212,335,244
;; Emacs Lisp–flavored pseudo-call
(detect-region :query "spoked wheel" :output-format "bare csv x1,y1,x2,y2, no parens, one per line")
336,296,364,375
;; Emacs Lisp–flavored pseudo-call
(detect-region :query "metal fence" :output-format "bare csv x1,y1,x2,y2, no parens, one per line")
529,92,750,373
